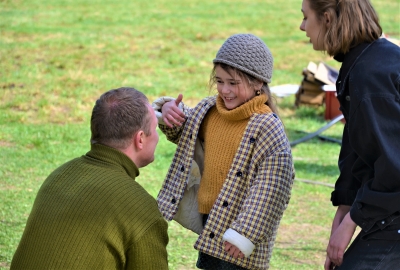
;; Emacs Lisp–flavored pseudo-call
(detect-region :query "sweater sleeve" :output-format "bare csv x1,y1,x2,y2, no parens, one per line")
125,216,169,270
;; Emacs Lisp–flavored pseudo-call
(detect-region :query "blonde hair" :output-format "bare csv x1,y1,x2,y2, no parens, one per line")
209,63,278,114
309,0,382,55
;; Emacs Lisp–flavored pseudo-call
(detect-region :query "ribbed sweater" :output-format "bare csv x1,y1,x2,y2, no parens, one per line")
11,143,168,270
197,94,271,213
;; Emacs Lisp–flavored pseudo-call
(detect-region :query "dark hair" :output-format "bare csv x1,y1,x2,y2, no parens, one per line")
90,87,151,149
309,0,382,55
209,63,278,114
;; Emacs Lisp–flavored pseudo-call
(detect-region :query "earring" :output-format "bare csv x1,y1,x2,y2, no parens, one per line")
255,90,261,96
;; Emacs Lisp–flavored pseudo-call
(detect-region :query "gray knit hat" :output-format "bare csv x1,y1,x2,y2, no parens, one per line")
213,33,273,83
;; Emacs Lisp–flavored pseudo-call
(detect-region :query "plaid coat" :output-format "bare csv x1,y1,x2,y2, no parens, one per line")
155,96,294,269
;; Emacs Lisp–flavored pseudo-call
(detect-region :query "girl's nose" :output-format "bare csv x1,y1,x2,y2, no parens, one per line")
221,84,231,93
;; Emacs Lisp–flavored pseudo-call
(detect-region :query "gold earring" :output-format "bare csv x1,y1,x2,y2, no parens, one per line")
255,90,261,96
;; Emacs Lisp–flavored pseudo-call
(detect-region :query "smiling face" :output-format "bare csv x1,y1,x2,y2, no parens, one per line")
300,0,326,51
215,65,256,110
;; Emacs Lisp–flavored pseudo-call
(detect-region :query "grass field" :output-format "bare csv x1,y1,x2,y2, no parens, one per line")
1,0,399,269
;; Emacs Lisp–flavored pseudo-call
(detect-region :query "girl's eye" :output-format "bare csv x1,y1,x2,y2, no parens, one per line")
216,80,223,84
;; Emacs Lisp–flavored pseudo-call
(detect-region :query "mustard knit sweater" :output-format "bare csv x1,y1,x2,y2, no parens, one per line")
11,144,169,270
198,94,271,213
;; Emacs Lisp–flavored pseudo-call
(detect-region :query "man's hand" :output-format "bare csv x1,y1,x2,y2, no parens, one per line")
161,94,185,128
224,241,244,259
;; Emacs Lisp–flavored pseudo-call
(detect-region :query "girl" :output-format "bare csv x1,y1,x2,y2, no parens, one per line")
300,1,400,269
153,33,295,269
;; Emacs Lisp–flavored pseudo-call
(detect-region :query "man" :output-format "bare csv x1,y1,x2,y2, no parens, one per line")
11,87,168,269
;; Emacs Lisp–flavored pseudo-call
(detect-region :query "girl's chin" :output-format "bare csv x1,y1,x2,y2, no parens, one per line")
223,101,236,110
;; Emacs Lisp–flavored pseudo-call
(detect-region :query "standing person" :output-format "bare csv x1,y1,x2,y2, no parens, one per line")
11,87,169,270
300,0,400,269
153,34,295,269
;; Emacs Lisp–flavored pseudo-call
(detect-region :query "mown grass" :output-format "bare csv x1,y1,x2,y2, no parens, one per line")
1,0,399,269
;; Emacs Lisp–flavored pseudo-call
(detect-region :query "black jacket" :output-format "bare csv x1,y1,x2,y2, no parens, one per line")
332,38,400,238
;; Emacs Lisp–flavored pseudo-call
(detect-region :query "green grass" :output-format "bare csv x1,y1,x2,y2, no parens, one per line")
1,0,399,269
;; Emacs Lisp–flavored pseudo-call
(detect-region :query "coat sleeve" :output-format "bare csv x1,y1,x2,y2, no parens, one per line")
231,115,295,245
125,216,169,270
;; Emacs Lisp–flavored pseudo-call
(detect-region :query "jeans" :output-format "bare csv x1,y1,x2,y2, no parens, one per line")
335,231,400,270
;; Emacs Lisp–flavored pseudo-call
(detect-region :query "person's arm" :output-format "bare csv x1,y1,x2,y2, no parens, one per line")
347,72,400,230
330,46,400,233
222,230,253,258
230,115,294,255
125,217,169,270
330,125,361,206
330,205,351,236
324,205,351,270
325,213,357,268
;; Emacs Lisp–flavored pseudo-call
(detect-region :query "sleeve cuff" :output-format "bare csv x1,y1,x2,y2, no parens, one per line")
222,228,255,258
331,189,358,206
151,96,185,125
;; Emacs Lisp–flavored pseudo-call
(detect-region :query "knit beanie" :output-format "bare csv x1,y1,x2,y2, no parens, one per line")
213,33,273,83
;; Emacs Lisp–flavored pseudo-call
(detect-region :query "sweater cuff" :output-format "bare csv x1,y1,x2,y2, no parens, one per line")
222,229,255,257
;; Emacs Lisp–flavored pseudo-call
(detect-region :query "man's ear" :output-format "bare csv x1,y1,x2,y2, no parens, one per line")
133,130,144,150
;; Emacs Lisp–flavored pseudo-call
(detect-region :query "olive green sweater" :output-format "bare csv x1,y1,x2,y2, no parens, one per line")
11,144,168,270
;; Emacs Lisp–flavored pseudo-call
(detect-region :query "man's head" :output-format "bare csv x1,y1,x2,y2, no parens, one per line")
90,87,159,167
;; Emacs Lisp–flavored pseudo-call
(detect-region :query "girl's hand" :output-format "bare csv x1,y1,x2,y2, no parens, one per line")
224,241,245,259
161,94,186,128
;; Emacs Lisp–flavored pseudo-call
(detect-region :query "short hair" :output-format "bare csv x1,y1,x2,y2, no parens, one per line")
90,87,151,149
309,0,382,56
209,63,278,114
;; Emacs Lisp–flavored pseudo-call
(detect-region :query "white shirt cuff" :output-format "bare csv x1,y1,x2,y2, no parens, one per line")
222,228,255,257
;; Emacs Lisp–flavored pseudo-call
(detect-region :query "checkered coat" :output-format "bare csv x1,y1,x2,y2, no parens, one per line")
155,96,294,269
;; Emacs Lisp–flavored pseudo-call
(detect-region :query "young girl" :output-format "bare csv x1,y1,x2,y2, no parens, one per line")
300,1,400,269
153,34,295,269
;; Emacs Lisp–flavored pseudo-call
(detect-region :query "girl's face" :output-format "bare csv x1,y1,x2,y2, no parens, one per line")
215,65,256,110
300,0,326,51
